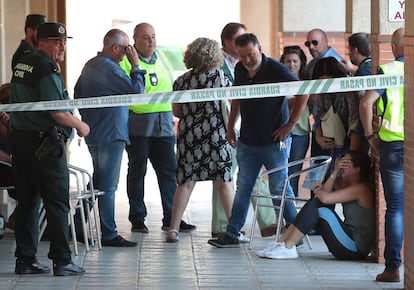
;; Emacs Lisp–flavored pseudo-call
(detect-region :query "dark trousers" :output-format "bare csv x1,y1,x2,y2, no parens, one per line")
11,130,72,264
125,135,176,226
293,198,365,260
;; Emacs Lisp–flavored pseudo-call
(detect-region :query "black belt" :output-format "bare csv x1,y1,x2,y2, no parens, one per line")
12,128,68,142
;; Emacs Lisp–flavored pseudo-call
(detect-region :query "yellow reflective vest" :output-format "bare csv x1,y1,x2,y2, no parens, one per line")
377,61,404,142
119,50,174,114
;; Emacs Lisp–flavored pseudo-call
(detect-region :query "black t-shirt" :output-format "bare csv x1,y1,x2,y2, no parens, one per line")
234,54,298,145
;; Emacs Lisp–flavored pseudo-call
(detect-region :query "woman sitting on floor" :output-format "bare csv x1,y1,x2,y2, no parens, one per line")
256,150,375,260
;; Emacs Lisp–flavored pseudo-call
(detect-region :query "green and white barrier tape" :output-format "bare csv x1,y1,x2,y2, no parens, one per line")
0,74,404,112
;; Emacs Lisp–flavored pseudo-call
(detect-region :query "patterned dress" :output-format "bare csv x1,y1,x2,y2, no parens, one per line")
315,91,361,173
173,69,232,184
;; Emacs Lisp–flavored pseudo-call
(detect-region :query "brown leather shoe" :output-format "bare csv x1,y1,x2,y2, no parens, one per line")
375,269,400,282
261,224,277,237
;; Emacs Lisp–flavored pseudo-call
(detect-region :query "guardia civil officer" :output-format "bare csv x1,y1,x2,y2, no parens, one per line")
11,14,46,69
10,22,89,276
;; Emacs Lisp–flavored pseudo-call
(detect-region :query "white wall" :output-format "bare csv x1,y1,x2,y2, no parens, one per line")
283,0,345,31
66,0,240,96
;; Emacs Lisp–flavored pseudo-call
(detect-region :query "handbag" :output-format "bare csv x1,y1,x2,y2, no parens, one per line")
320,106,346,147
218,69,230,130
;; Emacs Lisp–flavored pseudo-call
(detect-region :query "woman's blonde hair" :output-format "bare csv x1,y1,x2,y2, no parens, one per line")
183,37,223,72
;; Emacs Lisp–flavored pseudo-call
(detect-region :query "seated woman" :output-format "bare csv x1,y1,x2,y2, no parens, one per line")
256,151,375,260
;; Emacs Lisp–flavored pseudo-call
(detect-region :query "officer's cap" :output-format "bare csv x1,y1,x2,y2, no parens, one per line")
37,22,72,40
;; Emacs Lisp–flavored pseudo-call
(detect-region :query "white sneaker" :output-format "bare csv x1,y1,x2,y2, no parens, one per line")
263,242,298,259
255,241,280,258
238,232,250,244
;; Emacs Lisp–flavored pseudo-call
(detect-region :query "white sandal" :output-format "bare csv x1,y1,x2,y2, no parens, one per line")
166,229,179,243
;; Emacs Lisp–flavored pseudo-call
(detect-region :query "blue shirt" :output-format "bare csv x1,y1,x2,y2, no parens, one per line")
323,47,343,62
308,47,343,79
234,54,299,145
74,53,145,145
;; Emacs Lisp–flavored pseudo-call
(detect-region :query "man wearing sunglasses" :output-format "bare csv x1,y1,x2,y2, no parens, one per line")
305,28,344,78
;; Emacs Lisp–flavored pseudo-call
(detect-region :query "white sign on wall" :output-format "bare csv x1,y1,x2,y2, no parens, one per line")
389,0,405,22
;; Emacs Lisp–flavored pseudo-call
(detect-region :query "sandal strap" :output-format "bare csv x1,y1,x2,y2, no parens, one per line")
167,229,179,235
166,229,179,242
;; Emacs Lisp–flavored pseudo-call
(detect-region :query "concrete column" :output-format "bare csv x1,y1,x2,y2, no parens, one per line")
345,0,371,59
0,0,29,83
240,0,282,58
404,0,413,288
370,0,405,264
346,0,371,34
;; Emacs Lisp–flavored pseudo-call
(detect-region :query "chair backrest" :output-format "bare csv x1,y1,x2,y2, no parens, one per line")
297,156,332,190
259,155,332,197
260,156,331,179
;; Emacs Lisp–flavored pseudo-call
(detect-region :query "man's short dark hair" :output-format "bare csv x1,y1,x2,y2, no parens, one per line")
348,33,371,57
24,14,46,31
220,22,246,46
235,33,259,48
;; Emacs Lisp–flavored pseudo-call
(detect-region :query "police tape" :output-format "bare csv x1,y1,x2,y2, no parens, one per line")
0,74,404,112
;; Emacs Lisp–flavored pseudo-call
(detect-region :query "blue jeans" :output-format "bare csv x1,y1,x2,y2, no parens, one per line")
88,141,125,240
288,134,310,196
125,136,176,226
379,141,404,270
226,140,296,238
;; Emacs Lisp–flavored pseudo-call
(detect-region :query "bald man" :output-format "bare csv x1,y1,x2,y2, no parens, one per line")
359,27,404,283
119,23,195,234
305,28,344,78
75,28,145,247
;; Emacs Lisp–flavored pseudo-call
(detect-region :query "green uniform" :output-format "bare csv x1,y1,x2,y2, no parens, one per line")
10,49,73,265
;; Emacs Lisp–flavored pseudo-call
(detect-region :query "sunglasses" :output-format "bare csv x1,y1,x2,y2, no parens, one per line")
304,40,318,47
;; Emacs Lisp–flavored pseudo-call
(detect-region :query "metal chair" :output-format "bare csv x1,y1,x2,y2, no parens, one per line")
68,168,91,255
248,155,332,249
68,164,103,252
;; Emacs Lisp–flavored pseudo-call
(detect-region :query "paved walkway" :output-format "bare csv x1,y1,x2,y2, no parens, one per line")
0,143,404,290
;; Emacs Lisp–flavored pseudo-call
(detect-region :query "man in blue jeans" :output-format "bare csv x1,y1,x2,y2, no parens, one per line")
75,28,145,247
208,33,308,247
359,27,404,283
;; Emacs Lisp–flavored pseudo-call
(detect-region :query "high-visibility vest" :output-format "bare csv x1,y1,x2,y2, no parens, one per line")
119,50,174,114
377,61,404,141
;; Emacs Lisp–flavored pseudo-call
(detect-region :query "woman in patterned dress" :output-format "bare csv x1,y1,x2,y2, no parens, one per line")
312,57,363,174
166,38,234,242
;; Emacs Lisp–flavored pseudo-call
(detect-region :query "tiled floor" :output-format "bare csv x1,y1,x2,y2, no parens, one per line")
0,143,404,290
